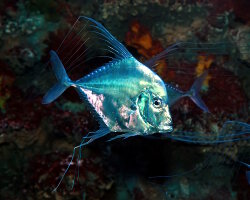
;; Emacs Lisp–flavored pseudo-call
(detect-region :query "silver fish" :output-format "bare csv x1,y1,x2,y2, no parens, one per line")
42,16,208,191
43,17,176,142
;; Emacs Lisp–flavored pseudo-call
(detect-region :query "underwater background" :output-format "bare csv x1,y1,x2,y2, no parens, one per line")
0,0,250,199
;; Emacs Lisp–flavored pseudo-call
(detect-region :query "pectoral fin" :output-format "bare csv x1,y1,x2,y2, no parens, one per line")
107,132,139,142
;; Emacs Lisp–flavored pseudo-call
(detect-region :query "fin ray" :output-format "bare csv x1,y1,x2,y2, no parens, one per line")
166,121,250,144
55,16,132,76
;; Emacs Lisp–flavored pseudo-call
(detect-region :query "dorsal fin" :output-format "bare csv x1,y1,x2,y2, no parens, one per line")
143,43,181,68
55,16,132,77
143,42,233,70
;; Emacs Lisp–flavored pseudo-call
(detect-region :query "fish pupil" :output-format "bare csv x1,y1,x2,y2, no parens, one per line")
130,104,136,110
153,98,162,108
154,100,160,105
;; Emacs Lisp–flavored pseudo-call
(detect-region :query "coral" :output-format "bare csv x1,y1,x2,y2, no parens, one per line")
125,20,175,81
195,54,214,88
118,177,166,200
232,0,250,23
26,150,114,200
125,20,164,60
0,62,15,112
206,66,247,113
0,1,59,85
209,0,250,23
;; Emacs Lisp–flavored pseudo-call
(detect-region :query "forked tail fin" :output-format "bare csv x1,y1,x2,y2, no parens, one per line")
188,71,209,113
42,50,72,104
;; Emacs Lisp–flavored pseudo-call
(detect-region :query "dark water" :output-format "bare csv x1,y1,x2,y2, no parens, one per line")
0,0,249,199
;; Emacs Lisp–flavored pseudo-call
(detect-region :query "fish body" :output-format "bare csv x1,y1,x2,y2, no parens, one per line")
44,49,173,140
75,56,172,134
43,16,208,142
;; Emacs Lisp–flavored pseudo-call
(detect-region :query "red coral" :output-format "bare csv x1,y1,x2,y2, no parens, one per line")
28,150,113,198
125,20,175,81
206,66,247,113
168,59,247,115
232,0,250,24
208,0,250,24
0,61,15,112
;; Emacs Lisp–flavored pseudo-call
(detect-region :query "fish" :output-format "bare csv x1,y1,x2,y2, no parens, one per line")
44,51,172,136
42,16,209,191
43,17,209,143
42,16,250,191
44,48,174,138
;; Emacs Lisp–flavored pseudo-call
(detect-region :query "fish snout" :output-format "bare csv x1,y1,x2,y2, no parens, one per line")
158,117,173,133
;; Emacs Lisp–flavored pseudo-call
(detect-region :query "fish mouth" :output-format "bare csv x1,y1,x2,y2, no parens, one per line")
158,124,173,133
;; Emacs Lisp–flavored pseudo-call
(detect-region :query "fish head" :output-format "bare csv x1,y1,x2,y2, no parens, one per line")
136,88,173,134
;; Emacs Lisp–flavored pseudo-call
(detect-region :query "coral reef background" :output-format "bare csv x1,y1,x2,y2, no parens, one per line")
0,0,249,199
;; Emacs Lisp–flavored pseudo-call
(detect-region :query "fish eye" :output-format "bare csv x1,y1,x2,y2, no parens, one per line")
153,97,162,108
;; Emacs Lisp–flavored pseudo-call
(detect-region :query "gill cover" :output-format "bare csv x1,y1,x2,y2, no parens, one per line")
137,90,169,129
137,91,150,125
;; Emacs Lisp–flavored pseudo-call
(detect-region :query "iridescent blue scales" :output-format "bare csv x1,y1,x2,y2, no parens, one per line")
42,16,250,191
